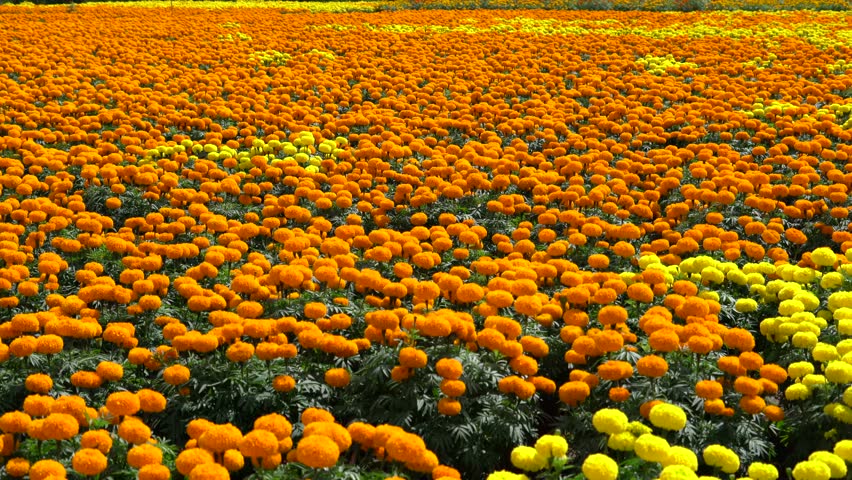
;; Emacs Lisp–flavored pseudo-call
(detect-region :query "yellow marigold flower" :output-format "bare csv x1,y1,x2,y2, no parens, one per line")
792,331,818,349
592,408,628,435
821,272,844,290
826,361,852,383
803,374,828,388
792,460,831,480
808,451,846,478
486,472,529,480
634,434,670,463
627,421,652,436
582,453,618,480
659,464,698,479
735,298,758,313
834,440,852,461
662,446,698,471
649,403,687,431
748,462,779,480
534,434,568,459
510,446,548,472
786,383,811,401
703,444,739,473
295,435,339,468
72,448,108,476
607,432,636,451
788,361,815,379
812,248,838,267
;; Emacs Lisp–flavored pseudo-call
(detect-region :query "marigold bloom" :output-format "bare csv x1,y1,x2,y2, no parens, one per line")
636,355,668,378
29,460,66,480
648,404,687,431
127,444,163,468
163,365,190,385
106,391,140,417
175,448,215,476
239,429,279,458
24,374,53,394
558,381,590,407
295,435,340,468
592,408,628,435
324,368,351,388
72,448,108,476
582,453,618,480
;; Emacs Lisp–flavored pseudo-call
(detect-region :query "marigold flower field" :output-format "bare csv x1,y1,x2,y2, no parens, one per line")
0,3,851,480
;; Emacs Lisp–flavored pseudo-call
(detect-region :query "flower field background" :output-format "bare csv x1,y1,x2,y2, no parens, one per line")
0,3,852,480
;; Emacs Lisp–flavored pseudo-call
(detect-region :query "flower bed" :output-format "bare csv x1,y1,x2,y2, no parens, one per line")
0,5,851,480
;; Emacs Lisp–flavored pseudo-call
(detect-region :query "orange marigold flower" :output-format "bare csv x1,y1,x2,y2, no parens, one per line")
96,362,124,382
188,463,230,480
295,435,339,468
723,328,755,352
733,377,763,396
273,375,296,393
739,395,766,415
80,430,113,454
435,358,463,380
609,386,630,402
175,448,214,476
43,413,80,440
648,329,680,353
137,389,167,413
29,460,66,480
254,413,292,440
24,374,53,394
199,424,243,453
636,355,668,378
72,448,108,476
117,418,151,445
5,457,30,477
597,360,633,381
324,368,351,388
558,381,590,407
163,365,190,385
106,391,140,417
399,347,427,369
0,411,31,433
598,305,628,325
760,364,788,384
301,407,335,425
695,380,724,400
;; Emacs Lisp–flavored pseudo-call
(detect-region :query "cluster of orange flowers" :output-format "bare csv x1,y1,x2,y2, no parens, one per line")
0,4,851,477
